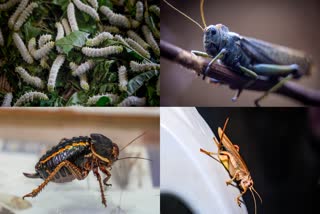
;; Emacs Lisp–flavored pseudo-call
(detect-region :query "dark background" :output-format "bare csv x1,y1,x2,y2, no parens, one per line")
161,0,320,106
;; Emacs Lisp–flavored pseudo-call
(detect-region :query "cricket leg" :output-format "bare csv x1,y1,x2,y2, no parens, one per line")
225,170,240,185
93,167,107,207
236,188,248,206
99,165,112,186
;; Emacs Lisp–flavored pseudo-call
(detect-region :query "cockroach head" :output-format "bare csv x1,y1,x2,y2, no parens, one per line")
90,133,119,163
204,24,229,56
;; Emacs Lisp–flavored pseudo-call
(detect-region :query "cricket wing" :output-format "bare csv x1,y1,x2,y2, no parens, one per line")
218,127,249,172
240,37,312,75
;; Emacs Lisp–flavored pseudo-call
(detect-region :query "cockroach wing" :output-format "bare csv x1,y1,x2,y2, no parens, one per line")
240,37,312,75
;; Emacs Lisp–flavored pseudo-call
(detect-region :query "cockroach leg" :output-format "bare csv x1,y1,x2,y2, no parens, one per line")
93,167,107,207
99,165,112,186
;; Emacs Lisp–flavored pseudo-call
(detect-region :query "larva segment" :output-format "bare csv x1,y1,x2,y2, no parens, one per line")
73,0,99,21
55,22,65,53
67,3,79,32
69,62,90,91
38,34,52,48
0,29,4,46
87,0,98,10
61,18,71,35
130,19,140,29
118,65,128,91
14,91,49,106
71,60,95,76
14,2,38,31
130,61,160,72
118,96,146,106
13,32,33,64
135,1,144,22
1,92,13,107
86,32,113,47
99,6,131,28
86,93,119,105
33,42,55,60
114,34,129,46
0,0,20,11
127,30,149,49
102,25,120,33
82,46,123,57
142,25,159,56
47,55,66,92
149,5,160,17
8,0,29,29
125,38,150,59
15,66,44,89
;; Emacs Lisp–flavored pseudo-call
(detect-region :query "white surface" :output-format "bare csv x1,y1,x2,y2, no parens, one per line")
160,107,247,214
0,148,159,214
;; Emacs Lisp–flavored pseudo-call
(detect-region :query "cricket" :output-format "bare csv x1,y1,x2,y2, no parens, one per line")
200,118,262,214
163,0,312,106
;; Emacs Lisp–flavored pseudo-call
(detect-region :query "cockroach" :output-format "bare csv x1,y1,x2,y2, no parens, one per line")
200,118,262,214
163,0,312,106
22,133,149,207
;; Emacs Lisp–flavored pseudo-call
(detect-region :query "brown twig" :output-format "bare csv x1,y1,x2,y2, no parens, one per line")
161,40,320,105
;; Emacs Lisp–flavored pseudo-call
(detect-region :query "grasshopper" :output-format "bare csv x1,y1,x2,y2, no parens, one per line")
163,0,312,106
200,118,262,214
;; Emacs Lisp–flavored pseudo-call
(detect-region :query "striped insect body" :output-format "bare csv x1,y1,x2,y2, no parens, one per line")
14,91,48,106
72,0,99,21
100,6,131,28
47,55,66,92
13,2,38,31
67,3,79,32
118,96,146,106
38,34,53,48
13,32,34,64
135,1,144,22
86,32,113,47
130,61,160,72
142,25,160,56
82,46,123,57
118,65,128,91
15,66,44,89
125,38,150,59
8,0,29,30
127,30,150,49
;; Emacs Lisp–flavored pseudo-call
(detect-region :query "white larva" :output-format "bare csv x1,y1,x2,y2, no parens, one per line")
67,3,79,32
82,45,123,57
27,37,36,54
14,2,38,31
130,61,160,72
14,91,49,106
13,32,33,64
114,34,129,46
0,28,4,46
118,65,128,91
55,22,64,53
80,74,89,91
33,41,55,60
87,0,98,10
72,60,95,76
142,25,159,56
118,96,146,106
102,25,120,33
0,0,20,11
47,55,65,92
15,66,44,89
87,93,119,105
135,1,143,22
127,30,149,49
38,34,52,48
61,18,71,35
1,92,13,107
149,5,160,17
69,62,78,72
125,38,150,59
73,0,99,21
8,0,29,29
86,32,113,47
99,6,131,28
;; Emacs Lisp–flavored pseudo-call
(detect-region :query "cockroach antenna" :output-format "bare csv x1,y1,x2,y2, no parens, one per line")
163,0,204,31
120,132,147,152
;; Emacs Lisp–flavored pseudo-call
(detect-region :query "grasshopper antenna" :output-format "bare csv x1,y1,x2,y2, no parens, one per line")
252,186,263,204
249,187,258,214
200,0,207,28
163,0,204,32
120,132,146,152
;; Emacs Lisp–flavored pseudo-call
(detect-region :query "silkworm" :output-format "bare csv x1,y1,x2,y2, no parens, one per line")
73,0,99,21
32,41,55,60
8,0,29,30
40,56,49,69
15,66,44,89
130,19,140,29
47,55,65,92
72,60,95,76
130,61,160,72
135,1,143,22
114,34,129,46
87,0,98,10
14,2,38,31
87,93,119,105
0,28,4,46
127,30,149,49
14,91,49,106
99,6,131,28
38,34,52,48
86,32,113,47
118,96,146,106
102,25,120,33
1,92,13,107
149,5,160,17
27,37,36,54
13,32,33,64
67,3,79,32
0,0,20,11
61,18,71,35
125,38,150,59
118,65,128,91
142,25,159,56
82,45,123,57
55,22,64,53
80,74,89,91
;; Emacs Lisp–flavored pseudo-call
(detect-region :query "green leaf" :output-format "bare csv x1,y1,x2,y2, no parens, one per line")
56,31,89,55
66,92,87,106
96,96,110,106
52,0,69,10
127,70,159,95
23,21,42,42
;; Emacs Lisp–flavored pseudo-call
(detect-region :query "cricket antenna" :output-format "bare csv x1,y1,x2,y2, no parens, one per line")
163,0,204,32
117,157,152,161
120,132,146,152
252,186,263,204
220,117,230,144
200,0,207,28
249,187,258,214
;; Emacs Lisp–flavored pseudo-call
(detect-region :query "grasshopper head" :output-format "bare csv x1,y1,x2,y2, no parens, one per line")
204,24,229,56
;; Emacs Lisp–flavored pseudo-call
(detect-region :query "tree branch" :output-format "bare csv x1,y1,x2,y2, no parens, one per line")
161,40,320,105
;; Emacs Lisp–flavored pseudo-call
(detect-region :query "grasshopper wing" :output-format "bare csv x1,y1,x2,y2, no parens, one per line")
240,37,311,75
218,127,249,172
